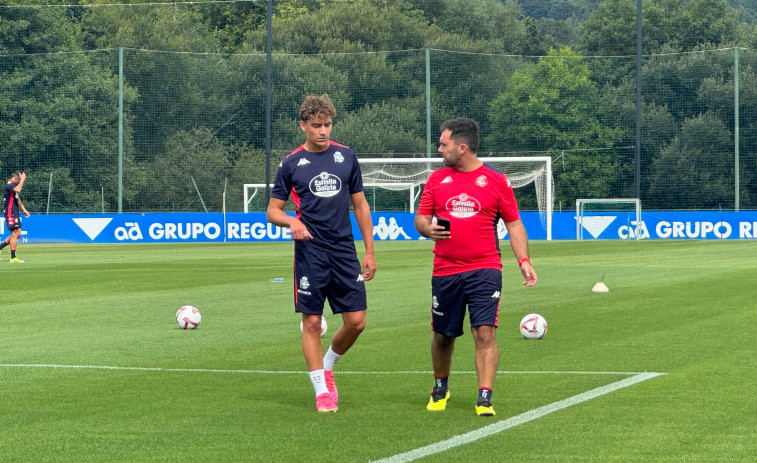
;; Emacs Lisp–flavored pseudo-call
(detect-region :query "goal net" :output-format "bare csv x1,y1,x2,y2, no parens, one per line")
576,198,642,240
245,156,554,239
359,157,553,239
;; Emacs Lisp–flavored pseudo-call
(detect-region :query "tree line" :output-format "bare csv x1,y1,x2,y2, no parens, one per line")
1,0,756,212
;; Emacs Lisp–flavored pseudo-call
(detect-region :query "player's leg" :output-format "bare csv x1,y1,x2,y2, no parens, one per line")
9,227,23,262
427,273,465,411
0,219,8,249
428,333,455,410
301,313,326,371
323,310,365,405
294,243,336,412
466,268,502,416
329,309,365,357
471,325,498,416
301,313,337,411
322,252,367,405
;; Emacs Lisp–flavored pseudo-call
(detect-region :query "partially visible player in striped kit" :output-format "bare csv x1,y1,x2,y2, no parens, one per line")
415,118,537,416
1,171,30,262
267,94,377,413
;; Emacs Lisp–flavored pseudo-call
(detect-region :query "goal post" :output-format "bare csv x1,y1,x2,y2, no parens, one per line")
244,156,554,240
244,182,418,213
358,157,553,240
576,198,642,240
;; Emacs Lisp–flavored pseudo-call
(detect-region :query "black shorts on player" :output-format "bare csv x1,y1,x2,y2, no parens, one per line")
294,242,367,315
430,268,502,338
5,216,21,231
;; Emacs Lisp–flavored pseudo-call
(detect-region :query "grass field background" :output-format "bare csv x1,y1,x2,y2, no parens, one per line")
0,240,755,462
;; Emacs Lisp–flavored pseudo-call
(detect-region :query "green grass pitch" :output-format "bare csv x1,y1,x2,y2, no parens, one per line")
0,240,755,462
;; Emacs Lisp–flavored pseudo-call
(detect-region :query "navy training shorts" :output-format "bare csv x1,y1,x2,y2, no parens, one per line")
5,215,21,231
430,268,502,337
293,242,367,315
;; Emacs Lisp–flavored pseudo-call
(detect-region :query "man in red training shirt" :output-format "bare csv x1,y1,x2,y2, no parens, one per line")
415,117,537,416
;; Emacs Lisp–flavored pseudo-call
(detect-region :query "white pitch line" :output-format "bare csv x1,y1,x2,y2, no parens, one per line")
371,371,665,463
0,364,650,376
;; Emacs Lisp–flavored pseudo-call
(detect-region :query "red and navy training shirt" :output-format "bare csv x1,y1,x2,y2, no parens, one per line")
4,179,21,219
417,163,520,276
271,142,364,254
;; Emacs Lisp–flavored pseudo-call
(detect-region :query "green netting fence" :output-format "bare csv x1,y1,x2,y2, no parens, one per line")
1,8,756,213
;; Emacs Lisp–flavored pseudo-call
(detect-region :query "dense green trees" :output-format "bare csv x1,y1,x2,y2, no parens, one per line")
1,0,756,212
488,47,622,204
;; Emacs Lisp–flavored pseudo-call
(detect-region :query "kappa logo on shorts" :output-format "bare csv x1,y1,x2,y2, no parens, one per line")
492,291,500,299
356,274,364,282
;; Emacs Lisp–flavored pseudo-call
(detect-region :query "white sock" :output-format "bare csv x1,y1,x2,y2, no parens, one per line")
309,369,329,396
323,346,342,371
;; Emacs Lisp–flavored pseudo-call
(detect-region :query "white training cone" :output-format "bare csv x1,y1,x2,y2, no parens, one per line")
592,281,609,293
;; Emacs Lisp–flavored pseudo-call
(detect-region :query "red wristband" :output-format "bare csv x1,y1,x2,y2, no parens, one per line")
518,257,531,267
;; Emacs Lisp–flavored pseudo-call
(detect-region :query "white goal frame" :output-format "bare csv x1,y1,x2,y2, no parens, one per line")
358,157,553,240
576,198,642,240
245,156,553,240
243,182,417,212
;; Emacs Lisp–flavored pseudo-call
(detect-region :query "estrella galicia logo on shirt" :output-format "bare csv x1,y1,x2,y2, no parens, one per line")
446,193,481,218
309,171,342,198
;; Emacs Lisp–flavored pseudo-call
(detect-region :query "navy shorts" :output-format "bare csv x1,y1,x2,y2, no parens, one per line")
5,216,21,231
430,268,502,337
293,242,367,315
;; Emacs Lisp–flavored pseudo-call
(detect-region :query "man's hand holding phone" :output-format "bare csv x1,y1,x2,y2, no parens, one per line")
430,217,451,241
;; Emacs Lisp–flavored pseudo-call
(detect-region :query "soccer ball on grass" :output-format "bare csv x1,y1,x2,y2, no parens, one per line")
519,313,547,340
300,316,328,337
176,305,201,329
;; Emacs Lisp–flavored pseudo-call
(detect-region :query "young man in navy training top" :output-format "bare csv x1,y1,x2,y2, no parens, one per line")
415,117,537,416
1,171,31,262
267,94,377,413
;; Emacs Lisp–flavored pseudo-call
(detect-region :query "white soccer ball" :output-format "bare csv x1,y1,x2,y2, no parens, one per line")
176,305,201,329
300,316,328,338
519,313,547,340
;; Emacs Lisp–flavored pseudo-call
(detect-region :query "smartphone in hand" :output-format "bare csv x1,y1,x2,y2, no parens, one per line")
436,217,450,231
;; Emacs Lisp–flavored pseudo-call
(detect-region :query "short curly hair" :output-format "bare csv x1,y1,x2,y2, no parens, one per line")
299,94,336,122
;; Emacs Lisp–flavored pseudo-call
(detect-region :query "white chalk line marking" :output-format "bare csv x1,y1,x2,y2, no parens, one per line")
370,371,665,463
1,363,663,462
0,364,648,376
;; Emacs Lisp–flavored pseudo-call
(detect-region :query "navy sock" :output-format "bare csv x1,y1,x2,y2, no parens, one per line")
434,375,448,391
478,388,493,404
11,250,16,258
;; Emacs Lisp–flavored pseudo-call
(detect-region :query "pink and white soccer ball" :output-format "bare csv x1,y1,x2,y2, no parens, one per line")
176,305,201,329
519,313,547,339
299,316,328,338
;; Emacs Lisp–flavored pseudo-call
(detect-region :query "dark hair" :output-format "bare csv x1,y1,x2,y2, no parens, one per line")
299,94,336,122
440,117,479,153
